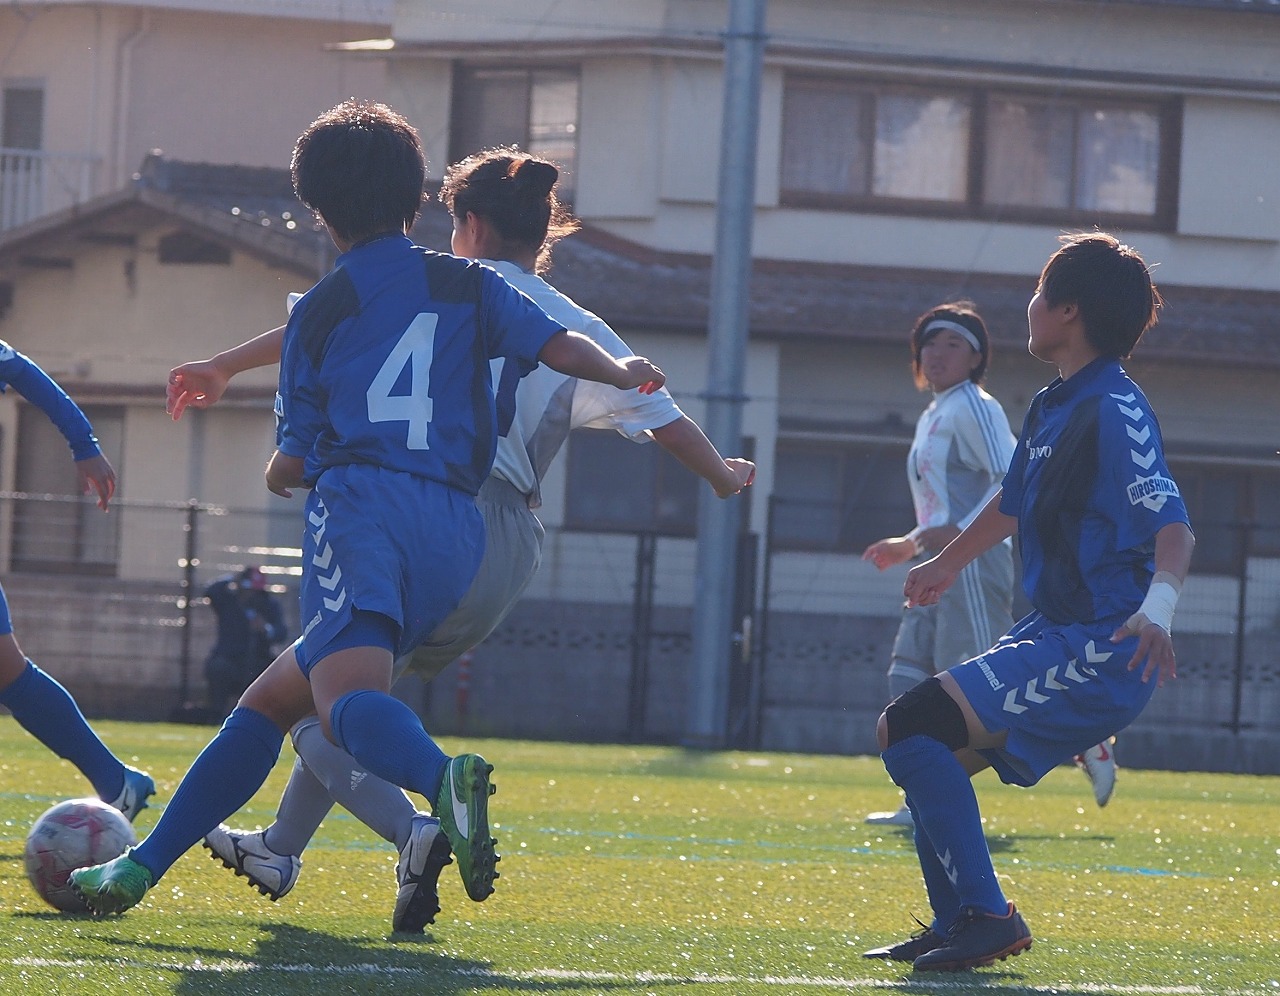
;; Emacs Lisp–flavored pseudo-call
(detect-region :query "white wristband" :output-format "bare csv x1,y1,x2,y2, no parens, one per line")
1136,571,1181,633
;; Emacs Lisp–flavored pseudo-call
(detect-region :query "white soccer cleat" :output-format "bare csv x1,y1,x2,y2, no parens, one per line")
203,825,301,901
865,804,915,827
393,813,453,933
1074,740,1118,807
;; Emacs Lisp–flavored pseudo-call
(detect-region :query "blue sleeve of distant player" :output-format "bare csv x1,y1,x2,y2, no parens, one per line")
477,268,564,365
1097,396,1190,549
0,341,101,461
275,324,327,461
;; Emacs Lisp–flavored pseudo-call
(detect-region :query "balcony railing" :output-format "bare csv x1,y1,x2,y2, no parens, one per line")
0,148,101,233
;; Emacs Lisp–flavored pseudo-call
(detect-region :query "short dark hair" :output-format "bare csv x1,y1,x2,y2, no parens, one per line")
291,100,426,243
1038,232,1162,359
909,300,991,390
439,147,579,274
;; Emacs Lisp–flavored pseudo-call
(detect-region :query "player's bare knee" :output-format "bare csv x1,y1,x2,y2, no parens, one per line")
882,676,969,751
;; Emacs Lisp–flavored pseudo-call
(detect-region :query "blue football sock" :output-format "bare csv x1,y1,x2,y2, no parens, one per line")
329,690,449,800
0,660,123,799
131,707,283,881
883,735,1006,917
904,795,962,932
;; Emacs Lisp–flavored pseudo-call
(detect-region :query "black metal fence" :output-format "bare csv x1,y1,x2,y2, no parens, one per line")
755,494,1280,774
1,489,1276,773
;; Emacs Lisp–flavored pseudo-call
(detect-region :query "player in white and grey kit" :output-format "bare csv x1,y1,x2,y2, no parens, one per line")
862,303,1114,828
167,148,754,932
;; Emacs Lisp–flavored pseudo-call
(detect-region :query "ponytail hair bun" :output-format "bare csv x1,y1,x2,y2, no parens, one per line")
510,158,560,199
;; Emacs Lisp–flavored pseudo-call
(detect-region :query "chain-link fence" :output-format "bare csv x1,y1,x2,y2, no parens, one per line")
756,495,1280,774
2,489,1275,773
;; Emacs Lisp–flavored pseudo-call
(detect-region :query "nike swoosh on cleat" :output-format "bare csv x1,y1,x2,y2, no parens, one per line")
449,765,470,840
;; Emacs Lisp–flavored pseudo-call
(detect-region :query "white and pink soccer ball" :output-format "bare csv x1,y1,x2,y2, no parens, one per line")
24,798,137,913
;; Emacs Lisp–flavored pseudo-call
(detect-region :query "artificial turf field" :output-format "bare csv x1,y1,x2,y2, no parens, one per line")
0,720,1275,995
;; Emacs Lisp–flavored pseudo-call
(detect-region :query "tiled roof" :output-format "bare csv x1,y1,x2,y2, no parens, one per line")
149,158,1280,369
5,157,1277,369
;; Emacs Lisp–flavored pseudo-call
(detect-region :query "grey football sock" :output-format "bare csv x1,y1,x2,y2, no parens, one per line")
263,750,335,858
290,716,418,851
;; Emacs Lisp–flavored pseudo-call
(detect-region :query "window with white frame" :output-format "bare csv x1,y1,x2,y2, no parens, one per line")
450,66,580,197
781,73,1175,228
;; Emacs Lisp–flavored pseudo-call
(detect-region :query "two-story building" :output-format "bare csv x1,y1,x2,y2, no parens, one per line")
0,0,1276,770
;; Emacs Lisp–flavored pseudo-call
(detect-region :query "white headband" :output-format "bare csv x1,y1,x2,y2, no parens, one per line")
921,319,983,354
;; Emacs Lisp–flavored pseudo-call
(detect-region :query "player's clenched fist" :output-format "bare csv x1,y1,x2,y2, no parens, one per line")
903,557,958,608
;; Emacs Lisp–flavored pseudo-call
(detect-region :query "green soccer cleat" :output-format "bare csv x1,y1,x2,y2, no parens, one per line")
69,850,155,915
434,753,500,902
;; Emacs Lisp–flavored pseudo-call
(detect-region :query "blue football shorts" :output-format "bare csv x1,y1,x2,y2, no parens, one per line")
293,463,485,676
948,610,1156,787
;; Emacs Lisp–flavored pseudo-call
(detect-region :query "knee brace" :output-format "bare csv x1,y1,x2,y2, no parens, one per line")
883,676,969,751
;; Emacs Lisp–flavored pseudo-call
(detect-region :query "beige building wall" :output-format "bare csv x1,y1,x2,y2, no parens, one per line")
0,3,390,201
387,0,1280,293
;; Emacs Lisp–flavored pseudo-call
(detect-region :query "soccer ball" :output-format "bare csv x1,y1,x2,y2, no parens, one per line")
24,798,137,913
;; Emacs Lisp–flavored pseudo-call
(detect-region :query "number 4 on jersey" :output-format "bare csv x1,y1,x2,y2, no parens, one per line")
367,313,436,450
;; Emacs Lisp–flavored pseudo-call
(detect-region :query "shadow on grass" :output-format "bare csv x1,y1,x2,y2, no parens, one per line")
870,825,1115,852
86,922,631,995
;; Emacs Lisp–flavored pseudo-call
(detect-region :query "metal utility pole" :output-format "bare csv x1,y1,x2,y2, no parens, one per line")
684,0,766,749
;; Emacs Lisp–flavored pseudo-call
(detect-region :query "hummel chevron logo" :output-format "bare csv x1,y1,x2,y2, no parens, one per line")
1004,653,1102,714
1117,403,1144,422
1084,641,1113,664
1125,425,1151,445
312,542,333,570
939,848,959,886
317,561,342,591
1130,449,1157,470
308,506,329,543
323,590,346,612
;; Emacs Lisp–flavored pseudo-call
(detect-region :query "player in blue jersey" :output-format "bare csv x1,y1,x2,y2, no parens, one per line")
864,234,1194,972
0,341,155,822
70,100,665,917
163,146,755,932
863,302,1117,827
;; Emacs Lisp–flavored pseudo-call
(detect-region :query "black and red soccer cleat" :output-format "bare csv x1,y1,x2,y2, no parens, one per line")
912,902,1033,972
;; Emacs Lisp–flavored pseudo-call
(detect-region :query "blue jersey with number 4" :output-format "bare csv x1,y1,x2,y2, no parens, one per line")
277,235,564,494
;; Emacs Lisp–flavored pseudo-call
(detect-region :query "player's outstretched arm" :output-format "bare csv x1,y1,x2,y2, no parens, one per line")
903,493,1016,606
1112,521,1195,687
649,416,754,498
167,325,286,420
74,453,116,512
537,331,664,394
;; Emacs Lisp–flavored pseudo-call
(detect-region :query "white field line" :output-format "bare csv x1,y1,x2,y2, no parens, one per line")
9,957,1276,996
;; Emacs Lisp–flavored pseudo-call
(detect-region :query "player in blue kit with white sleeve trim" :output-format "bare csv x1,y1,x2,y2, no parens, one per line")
71,100,665,917
0,341,155,822
864,234,1194,972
